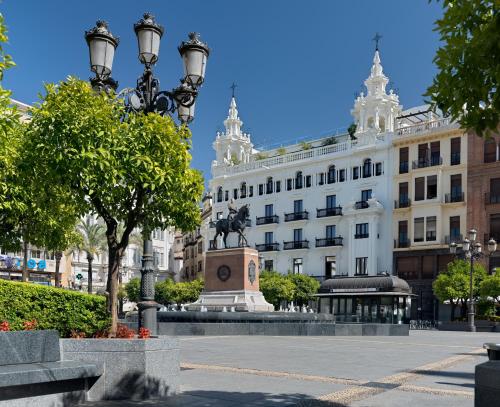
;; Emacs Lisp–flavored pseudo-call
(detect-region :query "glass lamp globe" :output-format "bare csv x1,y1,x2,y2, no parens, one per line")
134,13,164,66
488,238,497,253
469,229,477,242
463,238,471,252
85,20,119,79
449,242,457,254
177,101,195,124
178,32,210,88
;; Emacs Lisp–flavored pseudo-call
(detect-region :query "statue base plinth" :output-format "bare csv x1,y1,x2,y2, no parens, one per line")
186,289,274,312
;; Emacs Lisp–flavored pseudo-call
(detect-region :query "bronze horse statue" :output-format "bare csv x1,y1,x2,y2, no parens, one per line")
212,204,250,249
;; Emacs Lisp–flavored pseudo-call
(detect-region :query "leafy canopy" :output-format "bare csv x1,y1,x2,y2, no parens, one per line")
425,1,500,136
260,271,295,308
480,269,500,302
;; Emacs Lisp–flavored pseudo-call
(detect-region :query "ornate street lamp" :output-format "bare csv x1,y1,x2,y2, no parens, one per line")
449,229,497,332
85,13,209,335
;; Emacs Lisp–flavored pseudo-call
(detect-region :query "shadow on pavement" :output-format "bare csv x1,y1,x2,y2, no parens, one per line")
436,381,475,389
411,370,474,380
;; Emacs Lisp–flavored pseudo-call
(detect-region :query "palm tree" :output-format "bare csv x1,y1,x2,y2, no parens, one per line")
76,220,106,293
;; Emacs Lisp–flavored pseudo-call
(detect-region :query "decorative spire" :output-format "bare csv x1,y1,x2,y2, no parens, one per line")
224,96,243,137
365,49,388,97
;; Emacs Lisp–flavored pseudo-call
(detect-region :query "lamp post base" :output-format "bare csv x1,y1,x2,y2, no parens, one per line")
468,312,476,332
138,300,160,336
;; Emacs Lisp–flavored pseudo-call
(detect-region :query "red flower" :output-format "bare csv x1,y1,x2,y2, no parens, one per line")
116,324,135,339
23,319,38,331
0,321,10,331
138,327,151,339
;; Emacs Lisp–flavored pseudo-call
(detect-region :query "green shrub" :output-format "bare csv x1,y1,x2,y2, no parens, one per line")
125,277,141,303
155,279,204,305
260,271,294,308
286,273,320,306
0,280,110,337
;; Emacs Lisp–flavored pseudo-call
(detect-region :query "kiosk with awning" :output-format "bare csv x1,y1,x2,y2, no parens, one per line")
316,275,414,324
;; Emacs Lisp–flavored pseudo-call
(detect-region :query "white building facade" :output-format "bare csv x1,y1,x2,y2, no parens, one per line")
208,50,401,281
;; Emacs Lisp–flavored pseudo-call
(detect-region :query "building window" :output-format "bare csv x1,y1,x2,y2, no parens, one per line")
355,257,368,275
355,223,369,239
414,217,424,242
294,199,303,213
450,216,460,242
293,258,303,274
198,241,203,254
305,175,312,187
240,182,247,198
265,204,274,217
426,216,437,241
398,182,409,206
266,177,273,194
276,180,281,193
484,139,497,163
430,141,441,165
249,185,254,197
258,184,264,195
264,260,274,271
490,178,500,203
398,221,408,247
339,169,346,182
375,162,382,176
326,194,336,209
198,261,202,272
325,256,336,279
399,147,409,174
362,159,372,178
295,171,303,189
326,225,336,239
427,175,437,199
450,174,462,200
353,167,359,180
318,173,325,185
224,190,229,201
265,231,274,244
233,188,238,199
450,137,461,165
217,187,223,202
328,165,336,183
361,189,372,201
287,178,293,190
415,177,425,201
293,229,303,242
418,143,428,167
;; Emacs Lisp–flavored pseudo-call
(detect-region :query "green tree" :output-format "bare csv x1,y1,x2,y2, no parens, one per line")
260,271,294,309
433,259,487,319
24,78,203,335
76,220,106,294
172,279,204,304
287,273,320,307
125,277,141,303
155,279,175,305
480,270,500,303
425,1,500,137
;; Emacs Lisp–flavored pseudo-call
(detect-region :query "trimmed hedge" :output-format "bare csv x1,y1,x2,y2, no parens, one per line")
0,280,110,337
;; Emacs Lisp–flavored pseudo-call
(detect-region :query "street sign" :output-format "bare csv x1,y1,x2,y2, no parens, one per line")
76,273,83,280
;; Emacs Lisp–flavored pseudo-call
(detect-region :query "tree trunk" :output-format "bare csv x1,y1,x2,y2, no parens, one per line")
54,251,62,288
87,255,93,294
107,245,123,337
22,240,29,282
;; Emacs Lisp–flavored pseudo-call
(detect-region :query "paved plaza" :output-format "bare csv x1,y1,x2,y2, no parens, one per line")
87,330,500,406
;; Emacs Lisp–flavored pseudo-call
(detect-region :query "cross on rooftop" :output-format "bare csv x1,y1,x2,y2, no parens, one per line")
230,82,237,98
373,32,382,51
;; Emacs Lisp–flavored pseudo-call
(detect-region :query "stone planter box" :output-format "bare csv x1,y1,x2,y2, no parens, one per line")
61,337,179,401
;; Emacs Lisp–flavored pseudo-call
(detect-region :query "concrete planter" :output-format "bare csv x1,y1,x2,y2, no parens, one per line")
61,337,179,401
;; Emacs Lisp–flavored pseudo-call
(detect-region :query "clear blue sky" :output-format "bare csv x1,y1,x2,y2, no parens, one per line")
2,1,442,184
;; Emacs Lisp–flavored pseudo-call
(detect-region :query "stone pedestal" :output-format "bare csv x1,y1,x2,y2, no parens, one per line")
187,247,273,312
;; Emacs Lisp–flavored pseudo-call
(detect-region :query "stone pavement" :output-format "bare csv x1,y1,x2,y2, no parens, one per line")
86,330,500,406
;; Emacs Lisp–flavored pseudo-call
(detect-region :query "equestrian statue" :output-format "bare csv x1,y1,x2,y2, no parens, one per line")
212,200,250,249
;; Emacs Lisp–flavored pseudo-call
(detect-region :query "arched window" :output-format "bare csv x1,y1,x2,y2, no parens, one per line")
367,117,375,129
266,177,273,194
379,117,386,132
327,165,336,184
362,159,372,178
484,139,497,163
217,186,223,202
240,182,247,198
295,171,303,189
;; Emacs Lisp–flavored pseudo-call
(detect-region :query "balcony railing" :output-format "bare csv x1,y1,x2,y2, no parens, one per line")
399,162,409,174
283,240,309,250
316,207,342,218
394,198,411,209
315,237,344,247
445,234,463,244
394,239,410,248
256,215,279,225
485,193,500,205
255,243,280,252
354,201,369,210
426,231,437,241
450,152,461,165
284,211,309,222
445,192,464,203
396,117,456,136
412,156,443,169
354,233,369,239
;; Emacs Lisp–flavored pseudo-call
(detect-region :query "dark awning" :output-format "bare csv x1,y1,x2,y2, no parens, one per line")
318,276,412,294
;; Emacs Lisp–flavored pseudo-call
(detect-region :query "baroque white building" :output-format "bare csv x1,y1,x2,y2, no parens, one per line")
208,50,402,281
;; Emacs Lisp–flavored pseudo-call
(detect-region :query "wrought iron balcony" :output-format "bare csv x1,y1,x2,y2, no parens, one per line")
284,211,309,222
354,201,369,209
354,233,369,239
450,152,461,165
315,237,343,247
283,240,309,250
399,162,409,174
426,231,437,241
256,215,279,225
485,193,500,205
316,207,342,218
445,234,463,244
394,198,411,209
412,156,442,169
444,192,464,203
394,239,410,248
255,243,280,252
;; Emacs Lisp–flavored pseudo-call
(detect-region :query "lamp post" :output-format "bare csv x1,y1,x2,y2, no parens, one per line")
85,13,209,335
449,229,497,332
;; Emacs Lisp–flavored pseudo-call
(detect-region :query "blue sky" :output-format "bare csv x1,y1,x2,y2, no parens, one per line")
2,1,443,184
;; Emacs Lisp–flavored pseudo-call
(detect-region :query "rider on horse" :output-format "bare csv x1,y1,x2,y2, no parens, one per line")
227,199,238,223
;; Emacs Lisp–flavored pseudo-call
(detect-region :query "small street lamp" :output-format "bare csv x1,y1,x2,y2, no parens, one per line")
85,13,209,335
449,229,497,332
